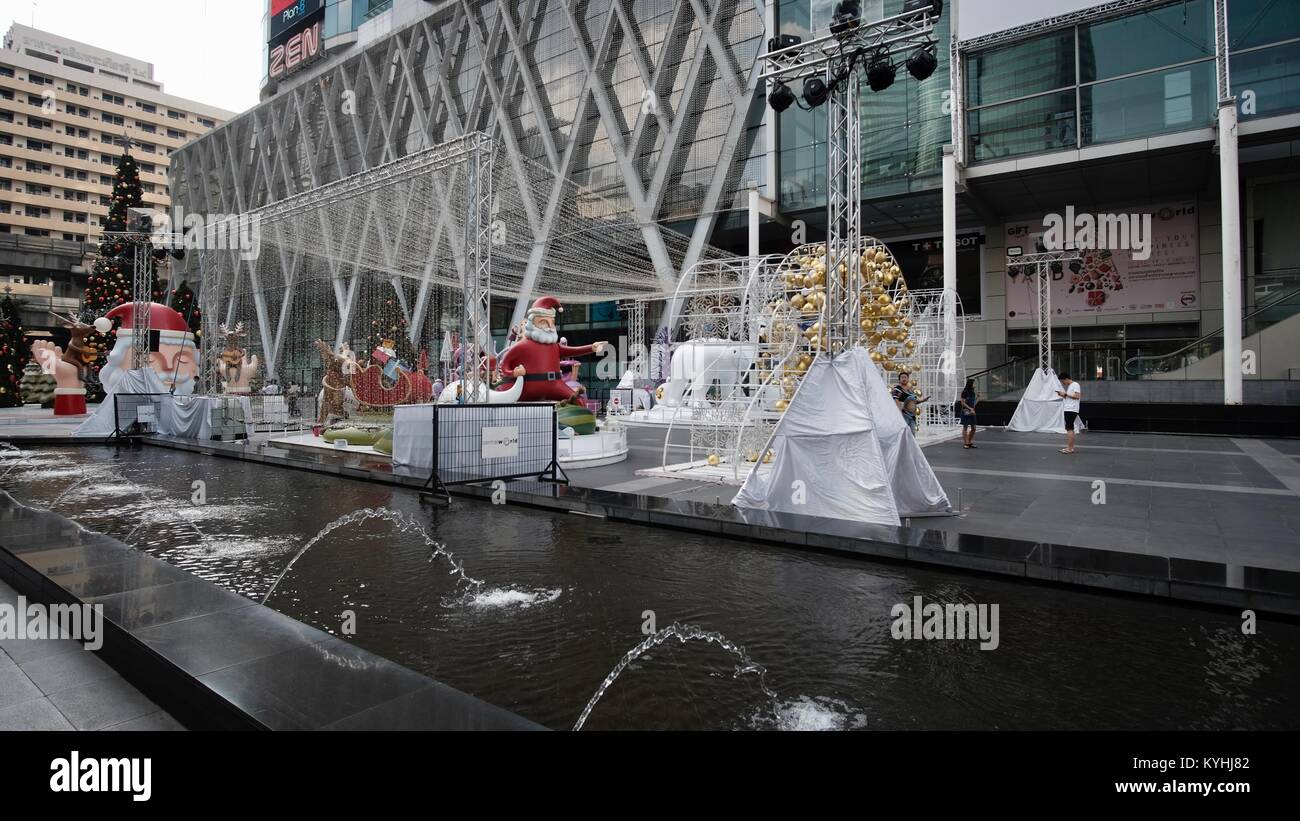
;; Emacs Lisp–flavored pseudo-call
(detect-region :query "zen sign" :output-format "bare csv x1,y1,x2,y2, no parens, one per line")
481,426,520,460
269,17,322,80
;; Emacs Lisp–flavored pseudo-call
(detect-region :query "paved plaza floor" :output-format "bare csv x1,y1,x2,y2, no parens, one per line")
573,425,1300,573
0,578,181,731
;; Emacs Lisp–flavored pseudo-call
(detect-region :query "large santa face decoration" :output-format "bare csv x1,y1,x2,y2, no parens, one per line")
96,302,200,396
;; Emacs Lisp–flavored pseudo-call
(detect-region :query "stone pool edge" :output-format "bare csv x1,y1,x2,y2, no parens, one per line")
137,436,1300,619
0,492,546,731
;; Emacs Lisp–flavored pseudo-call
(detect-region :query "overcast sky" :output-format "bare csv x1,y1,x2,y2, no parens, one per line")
0,0,265,115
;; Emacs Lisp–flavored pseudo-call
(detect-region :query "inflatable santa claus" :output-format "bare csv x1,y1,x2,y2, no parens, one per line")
95,301,200,399
497,296,608,403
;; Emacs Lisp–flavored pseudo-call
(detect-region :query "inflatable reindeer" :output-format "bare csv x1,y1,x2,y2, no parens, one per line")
216,322,259,394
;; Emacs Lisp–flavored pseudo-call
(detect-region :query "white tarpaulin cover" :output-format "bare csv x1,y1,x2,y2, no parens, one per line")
75,372,252,439
733,347,950,526
392,404,434,468
1007,368,1083,433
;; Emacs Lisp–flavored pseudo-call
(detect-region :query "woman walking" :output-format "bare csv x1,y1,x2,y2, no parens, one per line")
959,378,978,449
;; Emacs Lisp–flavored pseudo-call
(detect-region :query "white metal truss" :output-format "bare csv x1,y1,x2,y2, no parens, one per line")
760,5,938,356
824,70,863,354
1214,0,1231,103
462,132,493,403
1009,250,1081,372
618,299,648,379
171,0,768,348
958,0,1180,52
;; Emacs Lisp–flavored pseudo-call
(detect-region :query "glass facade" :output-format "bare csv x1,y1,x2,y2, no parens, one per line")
323,0,392,40
966,0,1221,162
1230,0,1300,121
776,0,952,211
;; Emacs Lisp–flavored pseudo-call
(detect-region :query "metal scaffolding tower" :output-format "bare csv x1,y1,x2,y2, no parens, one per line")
461,132,495,403
760,4,940,354
1008,250,1081,372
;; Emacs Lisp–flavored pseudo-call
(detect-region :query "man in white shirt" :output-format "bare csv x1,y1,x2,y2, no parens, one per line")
1055,373,1081,454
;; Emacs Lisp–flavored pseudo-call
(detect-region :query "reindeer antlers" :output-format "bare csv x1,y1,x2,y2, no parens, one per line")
47,310,90,329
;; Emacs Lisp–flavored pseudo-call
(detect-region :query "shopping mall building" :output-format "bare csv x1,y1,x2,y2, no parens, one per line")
171,0,1300,401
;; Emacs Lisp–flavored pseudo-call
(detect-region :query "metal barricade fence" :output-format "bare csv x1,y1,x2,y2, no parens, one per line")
111,393,169,440
423,402,566,500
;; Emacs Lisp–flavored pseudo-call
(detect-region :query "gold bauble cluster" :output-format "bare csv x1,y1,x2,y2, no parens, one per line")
763,243,922,414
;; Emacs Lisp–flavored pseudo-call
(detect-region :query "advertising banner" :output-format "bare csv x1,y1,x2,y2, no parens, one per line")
269,0,323,42
1005,202,1199,319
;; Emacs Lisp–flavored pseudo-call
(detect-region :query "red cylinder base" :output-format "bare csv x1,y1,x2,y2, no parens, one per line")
53,392,87,416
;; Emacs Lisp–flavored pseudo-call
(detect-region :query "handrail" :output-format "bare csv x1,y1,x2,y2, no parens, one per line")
966,355,1026,380
1124,284,1300,375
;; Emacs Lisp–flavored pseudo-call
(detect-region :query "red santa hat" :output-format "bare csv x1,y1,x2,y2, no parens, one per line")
96,302,196,350
526,296,563,321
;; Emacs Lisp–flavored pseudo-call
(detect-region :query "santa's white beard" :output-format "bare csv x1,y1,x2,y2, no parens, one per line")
99,342,198,397
524,320,558,345
98,344,130,395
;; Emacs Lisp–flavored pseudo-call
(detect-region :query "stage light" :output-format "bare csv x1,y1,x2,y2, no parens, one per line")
802,76,831,108
768,82,797,113
768,34,802,53
906,45,938,81
903,0,943,15
866,54,896,92
830,1,861,36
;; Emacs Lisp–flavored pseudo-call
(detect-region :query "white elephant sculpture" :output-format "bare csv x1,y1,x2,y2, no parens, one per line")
659,339,757,409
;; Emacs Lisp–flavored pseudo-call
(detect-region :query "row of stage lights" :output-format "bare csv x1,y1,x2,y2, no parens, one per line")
766,1,942,113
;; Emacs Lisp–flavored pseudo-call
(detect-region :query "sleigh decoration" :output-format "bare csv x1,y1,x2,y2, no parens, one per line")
351,349,434,407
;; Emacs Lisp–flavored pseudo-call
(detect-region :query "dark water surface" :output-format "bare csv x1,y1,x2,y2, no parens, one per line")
5,446,1298,730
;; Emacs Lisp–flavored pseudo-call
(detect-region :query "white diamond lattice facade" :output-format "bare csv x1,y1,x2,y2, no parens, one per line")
171,0,770,376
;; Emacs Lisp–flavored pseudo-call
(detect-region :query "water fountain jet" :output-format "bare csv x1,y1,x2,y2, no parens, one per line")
573,622,779,731
261,507,482,606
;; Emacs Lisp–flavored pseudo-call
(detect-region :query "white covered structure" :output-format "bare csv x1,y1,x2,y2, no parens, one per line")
734,347,950,526
1007,368,1084,433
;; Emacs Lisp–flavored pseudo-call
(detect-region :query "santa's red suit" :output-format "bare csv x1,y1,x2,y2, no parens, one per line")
497,296,599,403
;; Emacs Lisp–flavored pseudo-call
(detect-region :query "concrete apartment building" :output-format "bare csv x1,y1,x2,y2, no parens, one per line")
0,23,236,334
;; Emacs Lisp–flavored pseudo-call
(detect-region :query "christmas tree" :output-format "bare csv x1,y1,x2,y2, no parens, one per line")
80,150,167,398
20,360,54,407
0,295,28,408
169,280,202,337
365,290,416,370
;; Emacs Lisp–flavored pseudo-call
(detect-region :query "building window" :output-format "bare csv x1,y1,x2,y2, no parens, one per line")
965,0,1219,162
1229,0,1300,120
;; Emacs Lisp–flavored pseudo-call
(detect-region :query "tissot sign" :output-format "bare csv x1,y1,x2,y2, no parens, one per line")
268,0,324,80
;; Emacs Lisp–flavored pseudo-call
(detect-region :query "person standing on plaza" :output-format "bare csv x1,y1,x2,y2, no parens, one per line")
959,378,978,449
1056,373,1081,454
892,371,925,434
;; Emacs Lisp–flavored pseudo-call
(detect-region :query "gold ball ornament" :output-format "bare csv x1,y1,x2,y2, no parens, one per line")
707,454,721,467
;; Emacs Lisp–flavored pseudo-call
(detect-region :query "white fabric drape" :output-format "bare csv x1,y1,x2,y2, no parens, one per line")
734,348,950,525
392,404,435,468
75,373,253,439
1007,368,1083,433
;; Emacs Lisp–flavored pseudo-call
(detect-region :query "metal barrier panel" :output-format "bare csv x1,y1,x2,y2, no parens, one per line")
427,403,562,491
112,393,169,438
